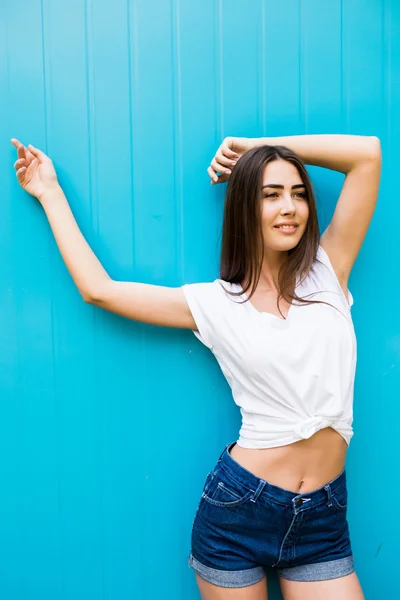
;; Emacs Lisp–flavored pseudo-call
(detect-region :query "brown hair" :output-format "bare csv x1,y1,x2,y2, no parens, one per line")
220,144,325,318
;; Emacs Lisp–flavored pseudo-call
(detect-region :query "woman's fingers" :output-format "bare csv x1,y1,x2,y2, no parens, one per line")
210,158,231,176
207,166,218,183
17,144,35,164
16,166,27,183
207,137,241,184
208,160,232,184
11,140,29,186
208,165,227,184
11,138,23,150
17,145,26,160
207,166,230,185
14,158,28,170
11,139,29,163
28,144,48,163
11,139,43,164
220,140,240,159
214,151,237,169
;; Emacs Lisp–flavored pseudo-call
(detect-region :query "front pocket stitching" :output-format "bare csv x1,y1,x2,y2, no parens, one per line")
331,496,347,510
217,481,241,501
202,489,253,508
331,488,347,510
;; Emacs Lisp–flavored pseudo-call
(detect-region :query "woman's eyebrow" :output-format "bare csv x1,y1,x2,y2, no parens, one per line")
262,183,306,190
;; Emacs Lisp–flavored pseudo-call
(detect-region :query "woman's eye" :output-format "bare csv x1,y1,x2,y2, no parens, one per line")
264,192,307,200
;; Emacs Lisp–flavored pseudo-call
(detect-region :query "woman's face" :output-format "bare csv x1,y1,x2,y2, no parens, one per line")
260,159,309,252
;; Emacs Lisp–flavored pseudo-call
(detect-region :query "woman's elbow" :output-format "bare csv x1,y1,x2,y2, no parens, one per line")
81,285,107,305
82,290,96,304
368,136,382,161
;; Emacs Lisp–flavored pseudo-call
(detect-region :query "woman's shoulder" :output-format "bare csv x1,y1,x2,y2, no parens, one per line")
181,278,245,350
300,245,354,308
183,278,244,305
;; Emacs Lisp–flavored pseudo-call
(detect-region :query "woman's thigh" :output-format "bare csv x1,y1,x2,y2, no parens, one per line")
279,572,364,600
196,574,268,600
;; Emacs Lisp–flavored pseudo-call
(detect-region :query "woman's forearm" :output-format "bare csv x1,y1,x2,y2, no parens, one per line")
40,185,111,301
249,134,381,173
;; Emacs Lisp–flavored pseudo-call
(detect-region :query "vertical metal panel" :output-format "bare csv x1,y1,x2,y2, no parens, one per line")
0,1,398,598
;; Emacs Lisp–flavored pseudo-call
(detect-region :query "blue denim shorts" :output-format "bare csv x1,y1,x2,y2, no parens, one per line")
189,443,354,588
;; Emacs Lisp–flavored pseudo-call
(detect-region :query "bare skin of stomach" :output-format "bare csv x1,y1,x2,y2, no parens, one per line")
229,427,347,494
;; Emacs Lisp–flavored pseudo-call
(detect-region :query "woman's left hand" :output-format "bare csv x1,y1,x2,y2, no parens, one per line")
207,136,251,184
11,138,59,201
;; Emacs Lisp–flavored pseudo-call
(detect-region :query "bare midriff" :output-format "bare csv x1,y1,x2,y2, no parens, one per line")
229,427,347,494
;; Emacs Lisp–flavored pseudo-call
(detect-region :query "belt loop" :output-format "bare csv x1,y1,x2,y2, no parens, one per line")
250,480,266,503
217,443,231,463
324,483,333,507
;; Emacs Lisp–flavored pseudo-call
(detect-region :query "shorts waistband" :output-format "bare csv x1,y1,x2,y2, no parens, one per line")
217,442,347,509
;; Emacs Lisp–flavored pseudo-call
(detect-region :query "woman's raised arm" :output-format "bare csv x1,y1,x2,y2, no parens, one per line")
11,139,196,330
209,134,382,284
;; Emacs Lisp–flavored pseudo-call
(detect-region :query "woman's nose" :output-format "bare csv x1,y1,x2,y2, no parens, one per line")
281,196,296,214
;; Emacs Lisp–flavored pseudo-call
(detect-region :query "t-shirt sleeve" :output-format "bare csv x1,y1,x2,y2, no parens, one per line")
182,280,226,350
317,245,354,307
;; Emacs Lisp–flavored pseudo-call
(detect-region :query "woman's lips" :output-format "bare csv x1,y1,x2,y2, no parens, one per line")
273,225,298,234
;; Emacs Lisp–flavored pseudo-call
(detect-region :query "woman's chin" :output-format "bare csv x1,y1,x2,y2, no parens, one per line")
264,237,302,252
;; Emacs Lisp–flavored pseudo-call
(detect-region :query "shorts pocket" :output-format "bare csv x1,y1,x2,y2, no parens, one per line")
202,466,253,508
331,483,348,511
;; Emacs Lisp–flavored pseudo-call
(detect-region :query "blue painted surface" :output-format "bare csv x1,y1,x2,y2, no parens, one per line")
0,1,398,598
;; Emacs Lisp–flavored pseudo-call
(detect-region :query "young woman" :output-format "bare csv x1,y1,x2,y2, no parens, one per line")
11,133,381,600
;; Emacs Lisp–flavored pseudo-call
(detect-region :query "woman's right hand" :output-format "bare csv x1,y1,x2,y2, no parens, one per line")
207,136,251,185
11,138,59,201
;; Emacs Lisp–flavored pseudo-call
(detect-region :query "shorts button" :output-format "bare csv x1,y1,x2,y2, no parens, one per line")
296,498,303,507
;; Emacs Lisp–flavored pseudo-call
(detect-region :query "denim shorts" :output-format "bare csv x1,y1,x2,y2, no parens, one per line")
189,443,354,588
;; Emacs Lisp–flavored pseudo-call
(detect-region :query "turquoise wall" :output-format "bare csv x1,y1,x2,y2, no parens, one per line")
1,1,398,598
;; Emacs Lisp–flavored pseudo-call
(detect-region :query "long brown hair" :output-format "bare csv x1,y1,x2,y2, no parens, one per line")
220,144,325,318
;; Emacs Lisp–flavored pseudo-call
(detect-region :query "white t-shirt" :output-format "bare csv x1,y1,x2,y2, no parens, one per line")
182,245,356,449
